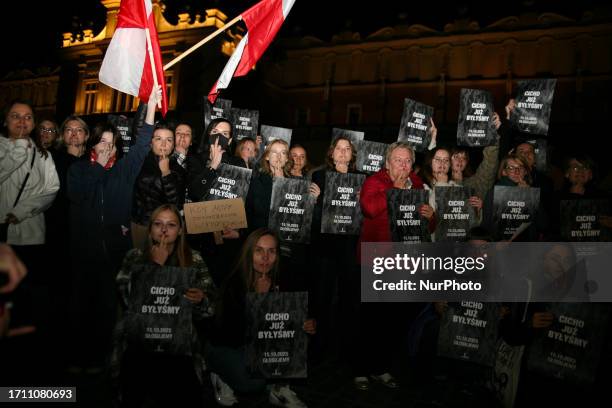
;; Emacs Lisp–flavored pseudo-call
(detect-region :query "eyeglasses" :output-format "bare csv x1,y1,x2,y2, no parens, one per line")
64,127,85,134
8,113,33,121
570,165,588,172
210,130,230,138
505,165,525,173
391,158,413,165
152,220,180,230
41,128,57,134
433,157,450,164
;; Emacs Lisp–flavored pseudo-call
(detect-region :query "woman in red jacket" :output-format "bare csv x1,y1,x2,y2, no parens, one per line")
353,141,434,391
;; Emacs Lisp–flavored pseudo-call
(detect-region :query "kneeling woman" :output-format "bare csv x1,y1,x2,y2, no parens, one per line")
113,204,215,407
207,228,315,407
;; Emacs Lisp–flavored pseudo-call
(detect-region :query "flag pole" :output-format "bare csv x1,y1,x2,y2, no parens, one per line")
144,27,162,109
163,15,243,71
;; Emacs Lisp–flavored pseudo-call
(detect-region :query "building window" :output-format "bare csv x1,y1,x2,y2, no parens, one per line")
346,104,362,125
295,107,310,126
165,71,173,107
111,90,136,113
84,82,99,114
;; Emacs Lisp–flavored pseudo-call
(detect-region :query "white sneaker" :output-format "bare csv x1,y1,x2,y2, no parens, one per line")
269,384,307,408
211,372,238,406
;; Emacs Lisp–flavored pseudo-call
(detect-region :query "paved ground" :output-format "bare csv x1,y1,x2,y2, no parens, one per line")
48,355,499,408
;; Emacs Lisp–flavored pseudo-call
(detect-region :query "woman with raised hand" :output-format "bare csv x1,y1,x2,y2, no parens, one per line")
131,122,186,250
67,86,162,373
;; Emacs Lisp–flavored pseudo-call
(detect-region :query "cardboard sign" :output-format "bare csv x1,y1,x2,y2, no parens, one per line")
184,198,247,234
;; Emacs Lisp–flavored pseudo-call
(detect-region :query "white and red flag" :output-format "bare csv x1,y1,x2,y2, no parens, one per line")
208,0,296,104
99,0,167,115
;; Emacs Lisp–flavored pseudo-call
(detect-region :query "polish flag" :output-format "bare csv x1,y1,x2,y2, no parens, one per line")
208,0,296,104
99,0,167,115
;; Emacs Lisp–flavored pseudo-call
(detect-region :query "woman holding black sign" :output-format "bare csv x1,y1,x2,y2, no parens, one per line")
246,139,319,291
186,118,246,286
310,136,360,358
113,204,214,407
354,142,435,391
207,228,315,407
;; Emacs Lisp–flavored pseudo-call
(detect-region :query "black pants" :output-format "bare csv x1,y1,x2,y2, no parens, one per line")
120,350,203,407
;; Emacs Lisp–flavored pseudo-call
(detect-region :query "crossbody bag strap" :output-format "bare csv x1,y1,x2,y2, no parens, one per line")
12,146,36,208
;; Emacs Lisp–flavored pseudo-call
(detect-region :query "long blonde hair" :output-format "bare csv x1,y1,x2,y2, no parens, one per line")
145,204,193,267
259,139,292,177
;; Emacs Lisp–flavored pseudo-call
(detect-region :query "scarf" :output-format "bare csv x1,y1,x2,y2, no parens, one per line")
89,149,116,170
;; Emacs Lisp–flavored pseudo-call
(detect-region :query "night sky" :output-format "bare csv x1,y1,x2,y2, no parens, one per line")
1,0,609,75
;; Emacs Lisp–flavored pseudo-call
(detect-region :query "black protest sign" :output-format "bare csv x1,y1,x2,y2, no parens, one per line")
387,189,431,242
560,199,610,242
435,186,477,242
397,98,434,152
206,163,253,201
203,98,232,130
108,114,133,154
231,108,259,140
246,292,308,379
321,172,365,235
126,264,196,355
268,178,314,243
332,128,364,145
438,301,499,366
457,88,497,147
527,303,611,384
258,125,293,161
510,79,557,135
492,186,540,240
355,140,387,174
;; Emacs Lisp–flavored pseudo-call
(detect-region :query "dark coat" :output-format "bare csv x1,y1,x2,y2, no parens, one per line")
131,151,186,225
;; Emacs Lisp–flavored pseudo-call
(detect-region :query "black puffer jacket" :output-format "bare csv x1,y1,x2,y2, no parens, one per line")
131,151,186,225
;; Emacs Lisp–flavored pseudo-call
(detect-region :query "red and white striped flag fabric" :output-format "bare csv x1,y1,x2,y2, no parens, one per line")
99,0,167,115
208,0,296,104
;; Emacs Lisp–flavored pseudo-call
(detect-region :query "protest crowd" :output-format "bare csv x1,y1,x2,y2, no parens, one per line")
1,79,612,408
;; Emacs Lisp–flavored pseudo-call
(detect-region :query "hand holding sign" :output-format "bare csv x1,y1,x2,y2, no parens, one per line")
303,318,316,335
309,183,320,200
419,204,435,220
184,288,205,304
531,311,554,329
505,99,516,120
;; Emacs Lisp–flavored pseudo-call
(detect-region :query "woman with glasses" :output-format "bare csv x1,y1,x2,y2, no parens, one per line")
449,112,502,201
113,204,214,406
422,147,483,241
66,86,162,373
0,99,59,374
35,119,59,150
